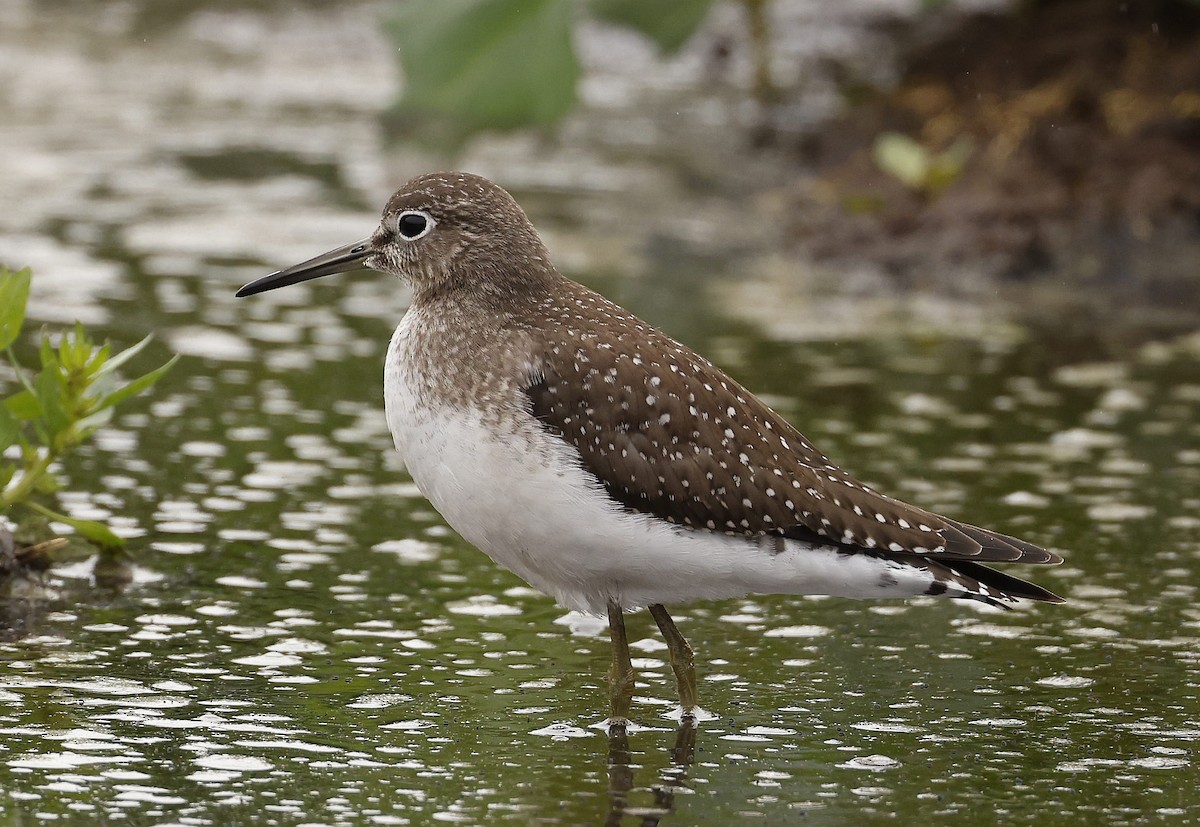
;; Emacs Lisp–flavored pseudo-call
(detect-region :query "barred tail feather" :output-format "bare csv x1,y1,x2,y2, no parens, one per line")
922,557,1066,609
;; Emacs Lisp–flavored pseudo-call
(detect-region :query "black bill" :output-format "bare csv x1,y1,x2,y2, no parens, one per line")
235,238,375,297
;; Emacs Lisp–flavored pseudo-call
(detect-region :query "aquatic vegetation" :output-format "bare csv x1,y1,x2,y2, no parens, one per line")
0,266,177,555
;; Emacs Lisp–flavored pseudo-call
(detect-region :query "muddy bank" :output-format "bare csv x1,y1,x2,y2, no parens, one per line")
788,0,1200,316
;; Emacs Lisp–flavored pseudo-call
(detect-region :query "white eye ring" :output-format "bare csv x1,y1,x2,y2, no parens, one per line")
397,210,435,241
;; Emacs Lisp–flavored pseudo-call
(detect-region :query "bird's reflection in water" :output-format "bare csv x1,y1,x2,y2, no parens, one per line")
606,722,698,826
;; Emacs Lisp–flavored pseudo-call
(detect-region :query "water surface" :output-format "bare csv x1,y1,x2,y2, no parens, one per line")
2,2,1199,824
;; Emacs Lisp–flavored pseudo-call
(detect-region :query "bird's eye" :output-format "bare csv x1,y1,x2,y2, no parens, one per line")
398,211,433,240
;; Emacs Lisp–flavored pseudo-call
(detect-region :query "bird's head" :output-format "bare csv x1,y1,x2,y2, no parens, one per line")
237,171,553,303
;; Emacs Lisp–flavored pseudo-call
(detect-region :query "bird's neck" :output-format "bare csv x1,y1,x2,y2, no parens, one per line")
409,261,560,322
397,268,559,403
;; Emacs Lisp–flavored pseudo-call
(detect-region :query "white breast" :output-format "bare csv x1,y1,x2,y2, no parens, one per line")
383,312,942,614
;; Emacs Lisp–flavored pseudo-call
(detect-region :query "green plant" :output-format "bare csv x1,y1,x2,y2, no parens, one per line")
872,132,973,197
1,265,177,552
385,0,721,143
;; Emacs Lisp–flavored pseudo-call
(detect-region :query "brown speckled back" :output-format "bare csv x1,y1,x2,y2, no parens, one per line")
522,280,1059,566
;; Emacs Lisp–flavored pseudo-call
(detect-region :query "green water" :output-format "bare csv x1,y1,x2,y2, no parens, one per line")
4,255,1199,825
2,300,1200,820
3,2,1200,824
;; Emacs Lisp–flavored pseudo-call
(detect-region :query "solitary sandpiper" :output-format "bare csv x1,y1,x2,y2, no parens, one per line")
237,172,1064,723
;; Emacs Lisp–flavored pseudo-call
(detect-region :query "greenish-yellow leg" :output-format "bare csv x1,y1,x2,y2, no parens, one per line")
607,601,636,722
648,604,697,717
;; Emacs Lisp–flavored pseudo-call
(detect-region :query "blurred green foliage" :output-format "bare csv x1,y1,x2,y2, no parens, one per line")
872,132,973,197
592,0,716,52
0,266,178,552
388,0,579,137
386,0,715,143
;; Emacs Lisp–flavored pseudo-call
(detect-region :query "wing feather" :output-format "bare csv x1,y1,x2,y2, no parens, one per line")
522,284,1062,568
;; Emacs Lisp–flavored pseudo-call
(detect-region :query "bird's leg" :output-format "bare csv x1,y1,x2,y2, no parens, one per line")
606,601,636,724
648,604,697,718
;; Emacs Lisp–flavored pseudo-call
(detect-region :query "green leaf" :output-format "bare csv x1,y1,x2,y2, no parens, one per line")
387,0,580,137
33,356,71,443
72,407,115,442
0,267,31,351
591,0,714,53
96,333,153,376
873,132,972,195
926,137,973,193
4,389,41,421
60,321,94,373
26,501,124,551
873,132,930,190
92,354,179,414
0,402,17,453
38,332,55,370
32,468,60,494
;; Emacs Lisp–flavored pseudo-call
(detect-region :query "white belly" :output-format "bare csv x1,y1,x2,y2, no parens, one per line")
383,319,939,614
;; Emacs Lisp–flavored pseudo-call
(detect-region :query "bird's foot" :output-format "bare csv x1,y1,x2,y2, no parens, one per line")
664,705,717,724
604,715,630,736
